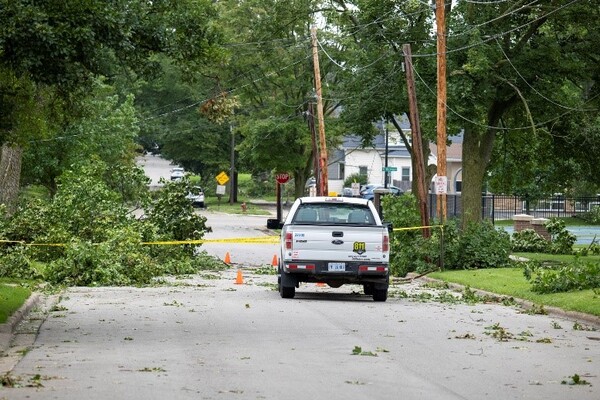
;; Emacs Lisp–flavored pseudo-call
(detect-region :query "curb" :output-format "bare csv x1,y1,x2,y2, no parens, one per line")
0,292,42,354
414,275,600,329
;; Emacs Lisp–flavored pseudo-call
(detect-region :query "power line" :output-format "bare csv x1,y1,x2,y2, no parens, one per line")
410,61,598,132
494,37,588,112
412,0,582,57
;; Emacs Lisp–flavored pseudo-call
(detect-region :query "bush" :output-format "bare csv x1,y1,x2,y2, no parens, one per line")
510,218,576,255
381,194,425,277
381,195,513,275
523,259,600,293
0,246,44,280
581,205,600,224
445,221,512,270
511,229,549,253
243,173,277,197
545,218,576,254
343,173,368,188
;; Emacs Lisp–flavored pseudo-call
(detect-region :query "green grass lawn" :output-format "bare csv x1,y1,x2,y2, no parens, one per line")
0,283,32,324
513,252,600,263
429,267,600,317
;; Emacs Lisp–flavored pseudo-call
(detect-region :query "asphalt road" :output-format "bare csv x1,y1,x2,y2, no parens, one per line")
1,155,598,399
1,268,599,399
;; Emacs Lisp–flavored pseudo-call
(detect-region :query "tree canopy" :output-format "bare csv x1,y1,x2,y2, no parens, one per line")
0,0,223,209
2,0,599,225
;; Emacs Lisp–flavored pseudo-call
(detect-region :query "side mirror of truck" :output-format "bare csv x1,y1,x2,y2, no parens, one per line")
383,221,394,234
266,218,284,230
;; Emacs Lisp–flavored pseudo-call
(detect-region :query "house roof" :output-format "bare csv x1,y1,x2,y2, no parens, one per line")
342,135,411,158
429,134,463,162
342,131,463,162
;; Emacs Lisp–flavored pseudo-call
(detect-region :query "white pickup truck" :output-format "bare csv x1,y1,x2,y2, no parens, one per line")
277,196,391,301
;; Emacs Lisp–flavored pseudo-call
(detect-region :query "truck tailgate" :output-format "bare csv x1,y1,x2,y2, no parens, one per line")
285,225,387,262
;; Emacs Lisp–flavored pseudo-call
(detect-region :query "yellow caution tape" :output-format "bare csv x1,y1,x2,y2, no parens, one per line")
2,226,446,247
393,225,444,232
141,236,280,246
1,236,280,247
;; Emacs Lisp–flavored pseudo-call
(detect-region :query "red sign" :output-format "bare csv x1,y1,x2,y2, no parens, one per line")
275,172,290,184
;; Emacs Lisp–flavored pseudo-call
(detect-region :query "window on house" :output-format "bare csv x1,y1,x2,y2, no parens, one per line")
328,162,343,180
359,166,368,176
401,167,410,182
455,181,462,192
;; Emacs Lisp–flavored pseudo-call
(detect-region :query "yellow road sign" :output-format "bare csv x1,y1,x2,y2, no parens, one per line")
216,171,229,185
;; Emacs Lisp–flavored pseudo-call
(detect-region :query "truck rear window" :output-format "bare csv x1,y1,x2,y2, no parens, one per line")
292,203,375,225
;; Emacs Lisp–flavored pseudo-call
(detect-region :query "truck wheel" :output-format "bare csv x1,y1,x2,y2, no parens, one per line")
372,288,388,302
280,284,295,299
280,271,296,299
363,283,374,296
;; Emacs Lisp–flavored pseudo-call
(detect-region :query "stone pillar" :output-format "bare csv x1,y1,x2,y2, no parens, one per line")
513,214,533,233
532,218,551,241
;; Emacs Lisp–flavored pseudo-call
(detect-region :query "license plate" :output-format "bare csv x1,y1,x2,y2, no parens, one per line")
328,262,346,272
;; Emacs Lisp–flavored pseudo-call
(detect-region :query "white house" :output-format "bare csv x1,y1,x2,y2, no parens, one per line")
327,117,463,195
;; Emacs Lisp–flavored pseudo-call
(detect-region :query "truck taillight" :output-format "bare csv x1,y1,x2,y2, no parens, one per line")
285,232,293,250
382,233,389,252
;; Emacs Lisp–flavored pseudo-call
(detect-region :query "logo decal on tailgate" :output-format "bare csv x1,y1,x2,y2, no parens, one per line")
353,241,366,255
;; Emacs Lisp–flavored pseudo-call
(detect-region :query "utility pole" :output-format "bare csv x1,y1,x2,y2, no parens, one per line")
311,26,328,196
383,118,389,188
229,122,236,205
307,101,320,194
403,44,430,238
435,0,448,222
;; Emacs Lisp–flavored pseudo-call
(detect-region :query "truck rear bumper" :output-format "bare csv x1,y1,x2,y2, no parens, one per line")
282,260,389,284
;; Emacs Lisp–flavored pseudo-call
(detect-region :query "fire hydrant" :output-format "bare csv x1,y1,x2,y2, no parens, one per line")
241,202,247,213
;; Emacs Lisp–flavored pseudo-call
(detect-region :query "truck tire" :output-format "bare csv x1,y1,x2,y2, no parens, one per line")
279,271,296,299
372,288,388,302
280,284,295,299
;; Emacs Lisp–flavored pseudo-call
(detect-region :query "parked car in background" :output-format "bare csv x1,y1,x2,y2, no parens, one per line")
360,185,404,201
341,186,362,197
186,186,205,208
170,167,185,181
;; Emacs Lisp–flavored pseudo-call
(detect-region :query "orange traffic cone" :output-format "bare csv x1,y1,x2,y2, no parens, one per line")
224,252,231,264
271,254,278,267
235,269,244,285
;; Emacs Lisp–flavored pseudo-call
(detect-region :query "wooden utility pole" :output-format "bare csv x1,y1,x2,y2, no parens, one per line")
435,0,448,222
229,122,236,205
307,101,320,194
403,44,430,238
311,26,328,196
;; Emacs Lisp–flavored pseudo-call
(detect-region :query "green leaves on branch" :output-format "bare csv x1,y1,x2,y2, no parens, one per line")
0,161,214,286
510,218,576,255
523,260,600,294
382,194,597,295
381,195,513,277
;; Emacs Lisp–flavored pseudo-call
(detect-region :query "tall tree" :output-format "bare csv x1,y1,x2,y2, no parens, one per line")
212,0,344,197
133,57,231,182
446,0,600,225
324,0,436,196
0,0,222,210
21,80,141,196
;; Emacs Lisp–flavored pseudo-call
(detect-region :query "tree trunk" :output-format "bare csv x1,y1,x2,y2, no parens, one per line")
0,143,23,216
461,125,497,228
293,170,306,199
